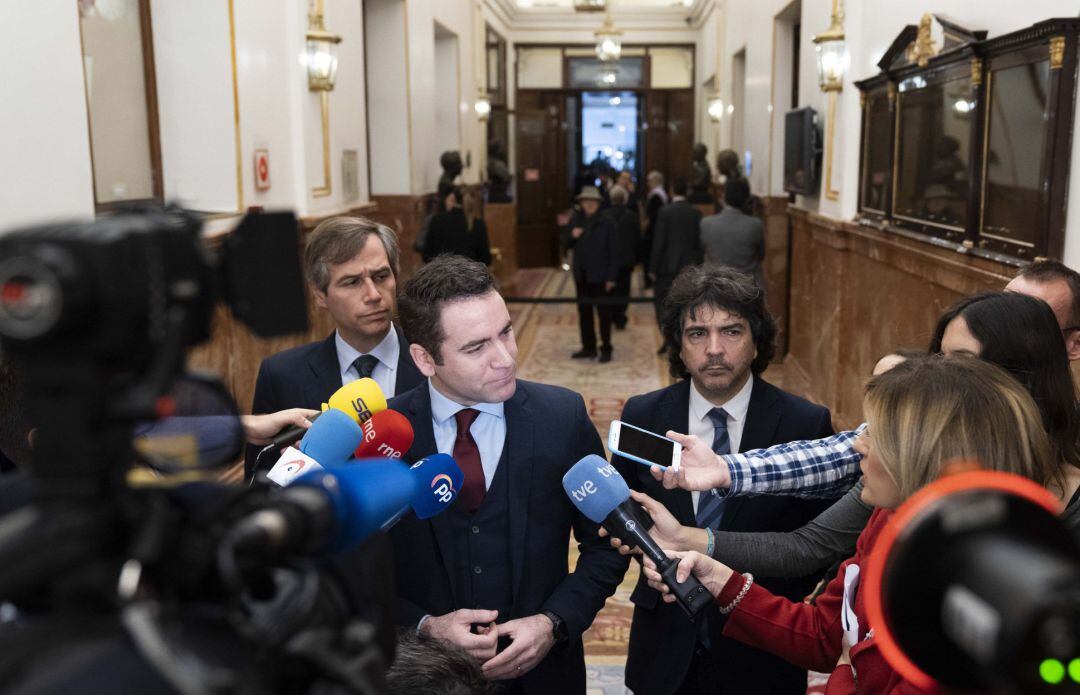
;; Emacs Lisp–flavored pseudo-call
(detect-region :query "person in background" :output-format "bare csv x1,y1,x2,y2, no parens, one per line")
561,186,619,363
700,177,766,290
1006,258,1080,361
642,170,668,290
386,632,495,695
650,178,703,354
616,170,640,213
424,188,493,266
604,185,641,331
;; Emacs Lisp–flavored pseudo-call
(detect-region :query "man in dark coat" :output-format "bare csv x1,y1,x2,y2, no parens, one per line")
650,178,703,351
560,186,619,363
604,184,641,330
615,265,838,695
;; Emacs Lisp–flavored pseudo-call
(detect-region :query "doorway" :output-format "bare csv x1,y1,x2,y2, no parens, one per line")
578,91,641,184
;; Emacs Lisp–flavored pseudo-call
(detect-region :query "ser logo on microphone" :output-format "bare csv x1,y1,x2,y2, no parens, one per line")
431,473,455,504
350,396,374,422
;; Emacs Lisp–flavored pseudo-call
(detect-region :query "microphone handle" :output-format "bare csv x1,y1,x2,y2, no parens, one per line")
602,503,712,618
269,411,322,448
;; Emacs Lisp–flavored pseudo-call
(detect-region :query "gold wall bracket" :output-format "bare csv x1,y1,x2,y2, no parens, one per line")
312,90,332,197
823,89,841,201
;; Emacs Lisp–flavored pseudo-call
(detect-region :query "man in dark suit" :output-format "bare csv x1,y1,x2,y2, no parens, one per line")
700,177,766,290
604,184,641,330
642,170,668,289
245,216,425,477
650,178,703,353
388,255,627,694
614,265,836,695
560,186,619,363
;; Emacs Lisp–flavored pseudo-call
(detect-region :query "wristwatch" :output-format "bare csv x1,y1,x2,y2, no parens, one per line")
541,610,569,645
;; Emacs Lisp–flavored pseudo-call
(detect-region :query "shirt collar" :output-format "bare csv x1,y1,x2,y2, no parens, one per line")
689,373,754,426
428,380,505,425
335,327,399,376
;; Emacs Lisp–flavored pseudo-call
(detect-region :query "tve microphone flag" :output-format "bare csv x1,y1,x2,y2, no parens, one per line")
562,455,711,617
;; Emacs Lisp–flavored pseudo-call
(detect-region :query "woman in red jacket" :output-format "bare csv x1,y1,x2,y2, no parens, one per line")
642,354,1062,694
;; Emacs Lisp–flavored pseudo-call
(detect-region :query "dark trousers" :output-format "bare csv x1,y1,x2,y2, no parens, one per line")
575,277,614,352
653,273,675,327
672,644,725,695
614,268,632,326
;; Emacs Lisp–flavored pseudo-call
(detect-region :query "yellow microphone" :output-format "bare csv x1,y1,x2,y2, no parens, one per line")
270,377,387,447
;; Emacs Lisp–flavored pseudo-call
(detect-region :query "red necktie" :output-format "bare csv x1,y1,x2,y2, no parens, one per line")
453,408,485,513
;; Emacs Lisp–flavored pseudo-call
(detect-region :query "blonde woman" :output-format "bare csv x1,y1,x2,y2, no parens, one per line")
641,355,1061,694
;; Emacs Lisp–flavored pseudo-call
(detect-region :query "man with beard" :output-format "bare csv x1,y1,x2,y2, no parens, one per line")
612,265,837,695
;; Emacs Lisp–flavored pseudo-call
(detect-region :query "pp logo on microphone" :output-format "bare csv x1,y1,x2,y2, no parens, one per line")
431,473,456,504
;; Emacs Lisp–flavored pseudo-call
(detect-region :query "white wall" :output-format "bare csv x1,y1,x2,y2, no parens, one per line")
365,0,412,195
0,3,94,230
434,24,463,182
152,0,238,212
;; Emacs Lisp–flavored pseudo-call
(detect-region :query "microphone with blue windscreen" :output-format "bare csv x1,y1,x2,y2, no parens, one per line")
562,454,711,617
297,408,364,467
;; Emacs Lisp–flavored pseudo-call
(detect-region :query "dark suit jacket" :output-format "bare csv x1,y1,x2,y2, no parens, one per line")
560,210,619,285
244,325,425,477
700,206,766,288
604,205,641,271
614,377,837,695
423,208,493,265
387,380,629,694
650,199,703,278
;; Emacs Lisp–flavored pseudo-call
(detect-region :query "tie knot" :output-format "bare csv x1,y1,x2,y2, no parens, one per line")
352,354,380,379
707,408,729,430
454,408,480,436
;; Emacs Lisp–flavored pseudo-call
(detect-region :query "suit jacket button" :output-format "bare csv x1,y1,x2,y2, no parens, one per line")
471,525,480,534
474,566,483,574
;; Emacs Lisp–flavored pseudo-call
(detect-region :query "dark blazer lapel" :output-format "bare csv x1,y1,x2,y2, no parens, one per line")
308,333,344,406
660,382,695,525
393,323,424,394
403,384,463,605
504,383,533,602
718,377,781,532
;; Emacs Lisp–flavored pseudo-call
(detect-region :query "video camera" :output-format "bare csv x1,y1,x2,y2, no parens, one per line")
0,207,389,694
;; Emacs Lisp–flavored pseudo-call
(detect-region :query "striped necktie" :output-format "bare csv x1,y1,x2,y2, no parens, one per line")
695,407,730,530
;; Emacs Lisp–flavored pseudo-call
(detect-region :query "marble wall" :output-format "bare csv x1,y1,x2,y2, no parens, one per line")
783,207,1014,429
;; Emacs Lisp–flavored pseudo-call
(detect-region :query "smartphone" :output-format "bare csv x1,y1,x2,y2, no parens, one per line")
608,420,682,469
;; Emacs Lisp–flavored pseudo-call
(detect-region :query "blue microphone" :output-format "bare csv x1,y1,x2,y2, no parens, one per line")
298,408,364,467
562,455,711,617
408,453,464,519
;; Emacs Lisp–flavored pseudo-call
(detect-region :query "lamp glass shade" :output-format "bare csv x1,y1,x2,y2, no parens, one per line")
815,38,846,91
306,36,340,91
596,34,621,62
474,96,492,121
706,96,724,122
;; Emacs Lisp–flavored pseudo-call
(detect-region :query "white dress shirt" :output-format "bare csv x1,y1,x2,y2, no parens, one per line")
428,381,507,490
687,374,753,515
335,328,400,398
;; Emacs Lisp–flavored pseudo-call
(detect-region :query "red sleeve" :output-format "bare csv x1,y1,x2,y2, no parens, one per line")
720,554,850,673
718,511,890,674
825,665,855,695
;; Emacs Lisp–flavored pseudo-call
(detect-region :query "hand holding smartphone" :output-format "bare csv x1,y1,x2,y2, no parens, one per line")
608,420,682,470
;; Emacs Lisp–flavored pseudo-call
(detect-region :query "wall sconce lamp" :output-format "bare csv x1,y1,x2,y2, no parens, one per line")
475,91,492,122
707,95,724,123
306,0,341,197
812,0,846,201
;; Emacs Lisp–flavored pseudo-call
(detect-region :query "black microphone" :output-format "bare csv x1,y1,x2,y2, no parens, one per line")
562,455,711,617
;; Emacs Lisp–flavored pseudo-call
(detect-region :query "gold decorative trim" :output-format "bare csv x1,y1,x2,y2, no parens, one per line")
907,13,938,68
228,0,243,211
824,90,840,201
1050,36,1066,70
859,90,866,107
979,69,993,236
970,58,982,87
887,82,897,105
312,90,332,197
